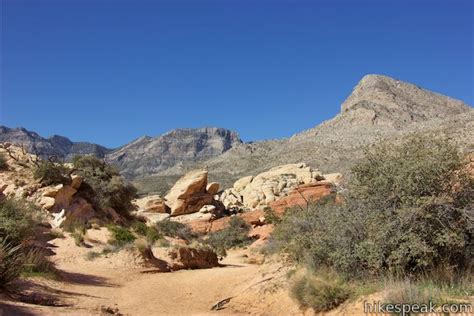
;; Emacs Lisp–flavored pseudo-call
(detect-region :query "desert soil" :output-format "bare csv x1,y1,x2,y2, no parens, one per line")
0,229,303,316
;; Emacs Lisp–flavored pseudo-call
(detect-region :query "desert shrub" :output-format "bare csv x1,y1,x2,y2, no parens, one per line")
271,136,473,277
107,225,136,247
71,227,86,247
72,155,137,216
263,206,281,224
132,221,162,244
0,239,24,289
0,153,7,169
205,216,254,257
132,221,148,235
33,161,70,186
0,198,35,245
291,271,351,312
155,220,196,241
0,198,55,288
21,247,57,279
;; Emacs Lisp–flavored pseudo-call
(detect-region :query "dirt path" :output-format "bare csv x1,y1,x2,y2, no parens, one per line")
1,229,296,315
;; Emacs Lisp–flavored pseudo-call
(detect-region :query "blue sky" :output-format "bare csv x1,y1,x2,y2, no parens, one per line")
1,0,472,148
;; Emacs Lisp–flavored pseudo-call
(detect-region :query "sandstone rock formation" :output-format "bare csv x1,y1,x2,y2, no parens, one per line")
169,246,220,270
134,195,169,214
220,163,324,210
0,144,122,228
268,182,334,215
165,169,219,216
206,182,220,195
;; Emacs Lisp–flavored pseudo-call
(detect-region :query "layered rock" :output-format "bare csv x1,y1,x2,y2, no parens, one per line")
165,169,219,216
219,163,324,210
268,182,334,215
134,195,169,214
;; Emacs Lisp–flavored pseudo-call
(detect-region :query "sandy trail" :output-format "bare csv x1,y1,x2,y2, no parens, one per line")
1,229,271,316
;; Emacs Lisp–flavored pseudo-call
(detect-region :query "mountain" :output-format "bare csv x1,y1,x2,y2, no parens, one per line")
134,74,473,194
0,126,111,160
2,74,472,194
106,127,242,178
0,125,242,180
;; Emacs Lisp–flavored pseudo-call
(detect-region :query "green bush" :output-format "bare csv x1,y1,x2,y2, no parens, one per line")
132,221,162,244
72,155,137,217
155,220,196,241
205,216,254,257
291,272,351,312
0,198,55,288
0,198,35,245
0,239,24,289
107,225,136,247
271,136,473,277
21,247,57,279
33,161,70,186
0,153,7,170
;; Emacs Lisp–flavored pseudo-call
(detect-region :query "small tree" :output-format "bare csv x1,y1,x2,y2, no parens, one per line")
33,161,70,186
72,155,137,216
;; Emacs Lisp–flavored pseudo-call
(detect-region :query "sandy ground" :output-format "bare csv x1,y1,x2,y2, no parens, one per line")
0,228,394,316
0,229,303,316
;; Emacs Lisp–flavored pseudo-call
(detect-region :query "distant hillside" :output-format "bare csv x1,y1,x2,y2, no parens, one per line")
106,127,242,179
0,125,242,182
0,126,111,160
134,74,473,194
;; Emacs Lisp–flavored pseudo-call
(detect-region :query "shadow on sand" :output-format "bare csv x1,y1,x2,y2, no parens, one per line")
59,271,118,288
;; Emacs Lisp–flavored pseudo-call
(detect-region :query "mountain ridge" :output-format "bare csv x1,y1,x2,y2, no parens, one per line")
1,74,472,194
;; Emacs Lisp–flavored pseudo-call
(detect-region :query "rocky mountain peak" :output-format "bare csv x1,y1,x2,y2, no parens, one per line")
106,127,242,179
0,126,111,160
338,74,470,128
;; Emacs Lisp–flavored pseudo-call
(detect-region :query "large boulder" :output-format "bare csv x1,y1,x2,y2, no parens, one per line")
165,169,216,216
134,195,169,213
268,182,334,215
220,163,325,210
66,197,95,222
169,246,220,270
40,184,77,212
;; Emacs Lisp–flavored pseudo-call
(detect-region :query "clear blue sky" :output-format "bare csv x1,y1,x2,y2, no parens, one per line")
1,0,472,148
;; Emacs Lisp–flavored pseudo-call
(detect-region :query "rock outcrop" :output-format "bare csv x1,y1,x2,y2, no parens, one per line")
165,169,219,216
168,246,220,270
268,182,334,215
219,163,324,210
134,195,169,214
0,144,124,228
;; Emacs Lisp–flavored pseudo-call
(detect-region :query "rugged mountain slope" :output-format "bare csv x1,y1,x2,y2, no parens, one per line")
2,74,472,194
0,126,110,160
0,125,242,180
106,127,242,178
135,74,473,194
